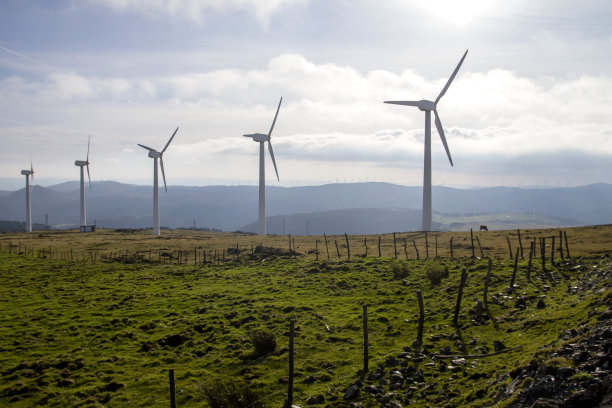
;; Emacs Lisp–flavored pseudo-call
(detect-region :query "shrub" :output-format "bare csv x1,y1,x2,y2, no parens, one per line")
426,265,448,285
248,329,276,358
200,378,266,408
391,263,410,279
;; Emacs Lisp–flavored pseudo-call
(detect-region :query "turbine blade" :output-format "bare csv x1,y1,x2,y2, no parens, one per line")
434,109,453,166
384,101,421,106
435,49,468,105
30,160,34,180
138,143,155,152
87,164,92,191
162,127,179,154
86,135,90,162
267,97,282,138
160,157,168,193
268,141,279,181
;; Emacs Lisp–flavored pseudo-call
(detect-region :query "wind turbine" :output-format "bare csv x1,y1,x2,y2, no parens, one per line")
20,161,34,232
137,127,179,236
74,136,91,228
385,49,468,232
243,97,282,236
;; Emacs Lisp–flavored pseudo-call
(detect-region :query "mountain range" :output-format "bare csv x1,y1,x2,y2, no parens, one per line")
0,181,610,234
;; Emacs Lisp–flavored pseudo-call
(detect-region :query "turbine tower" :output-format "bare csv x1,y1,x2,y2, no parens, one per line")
74,136,91,228
20,162,34,232
385,49,468,232
138,127,179,235
244,97,282,236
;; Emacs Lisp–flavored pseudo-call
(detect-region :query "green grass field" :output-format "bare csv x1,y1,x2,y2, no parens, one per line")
1,226,611,407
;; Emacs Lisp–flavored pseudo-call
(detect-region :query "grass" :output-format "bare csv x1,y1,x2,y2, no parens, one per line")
0,226,611,407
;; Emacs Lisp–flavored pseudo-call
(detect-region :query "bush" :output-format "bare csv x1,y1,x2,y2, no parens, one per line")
201,378,266,408
391,263,410,280
426,265,449,285
248,329,276,358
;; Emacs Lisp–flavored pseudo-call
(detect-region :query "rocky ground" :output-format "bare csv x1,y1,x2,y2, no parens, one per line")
305,257,612,408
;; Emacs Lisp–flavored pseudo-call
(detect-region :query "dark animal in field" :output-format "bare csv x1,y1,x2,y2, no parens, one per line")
480,225,488,231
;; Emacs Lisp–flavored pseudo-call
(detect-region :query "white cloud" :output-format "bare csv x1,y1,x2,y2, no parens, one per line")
90,0,305,25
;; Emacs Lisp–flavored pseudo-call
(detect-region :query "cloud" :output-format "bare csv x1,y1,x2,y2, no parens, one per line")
89,0,305,25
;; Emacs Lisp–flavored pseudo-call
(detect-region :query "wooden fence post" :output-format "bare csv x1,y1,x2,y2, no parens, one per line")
509,248,519,293
377,236,382,257
550,236,555,263
517,229,524,259
476,236,484,258
506,236,513,260
413,240,420,260
484,259,492,304
315,240,319,261
403,238,408,260
345,233,351,259
362,305,369,372
558,230,564,260
364,237,368,257
169,369,177,408
540,237,546,274
527,241,534,280
286,319,295,408
288,234,292,256
435,235,438,258
324,233,330,260
470,229,475,258
564,231,570,258
450,237,454,259
334,240,341,259
416,291,424,348
393,233,397,259
453,268,468,326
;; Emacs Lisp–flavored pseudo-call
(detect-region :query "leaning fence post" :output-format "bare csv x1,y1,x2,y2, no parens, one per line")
558,230,564,260
362,304,369,372
324,233,330,260
564,231,570,258
285,319,295,408
416,291,424,348
413,240,420,260
484,259,492,304
527,241,534,280
506,236,513,260
335,240,341,259
345,233,351,259
169,369,177,408
517,229,524,259
453,268,468,326
476,236,484,258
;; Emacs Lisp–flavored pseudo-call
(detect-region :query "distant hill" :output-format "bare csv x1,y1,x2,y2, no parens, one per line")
0,182,610,233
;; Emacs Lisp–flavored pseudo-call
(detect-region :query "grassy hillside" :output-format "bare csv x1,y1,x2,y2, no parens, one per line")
0,227,611,407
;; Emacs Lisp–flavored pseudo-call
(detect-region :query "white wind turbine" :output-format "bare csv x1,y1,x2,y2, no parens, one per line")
244,97,282,236
74,136,91,228
20,161,34,232
137,127,179,236
385,49,468,232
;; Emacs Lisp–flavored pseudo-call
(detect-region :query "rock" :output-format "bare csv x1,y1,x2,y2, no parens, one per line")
303,375,317,384
385,356,399,366
386,400,402,408
364,384,382,395
389,371,404,384
530,398,561,408
556,367,576,379
536,299,547,309
344,385,360,401
306,394,325,405
494,340,506,352
514,298,527,309
439,346,452,355
451,358,467,366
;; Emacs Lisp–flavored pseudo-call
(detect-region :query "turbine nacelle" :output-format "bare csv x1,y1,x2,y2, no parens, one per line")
418,100,436,111
75,160,89,166
244,133,270,143
21,170,33,176
148,150,162,159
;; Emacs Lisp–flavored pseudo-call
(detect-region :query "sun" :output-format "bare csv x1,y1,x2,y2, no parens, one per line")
409,0,497,26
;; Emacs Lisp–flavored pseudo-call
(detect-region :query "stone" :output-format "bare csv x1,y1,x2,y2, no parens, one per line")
344,385,360,401
530,398,561,408
306,394,325,405
439,346,452,355
494,340,506,352
537,299,547,309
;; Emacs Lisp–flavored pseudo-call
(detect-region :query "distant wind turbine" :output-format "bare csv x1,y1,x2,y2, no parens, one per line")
74,136,91,228
138,127,179,235
20,161,34,232
244,97,282,236
385,49,468,231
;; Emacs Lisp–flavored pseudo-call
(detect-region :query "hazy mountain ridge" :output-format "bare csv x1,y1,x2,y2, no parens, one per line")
0,182,610,232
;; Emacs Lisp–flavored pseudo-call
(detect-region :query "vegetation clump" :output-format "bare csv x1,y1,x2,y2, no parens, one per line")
200,378,266,408
425,265,449,285
248,329,276,358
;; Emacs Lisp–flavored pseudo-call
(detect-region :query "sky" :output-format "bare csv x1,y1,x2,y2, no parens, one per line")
1,0,611,190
